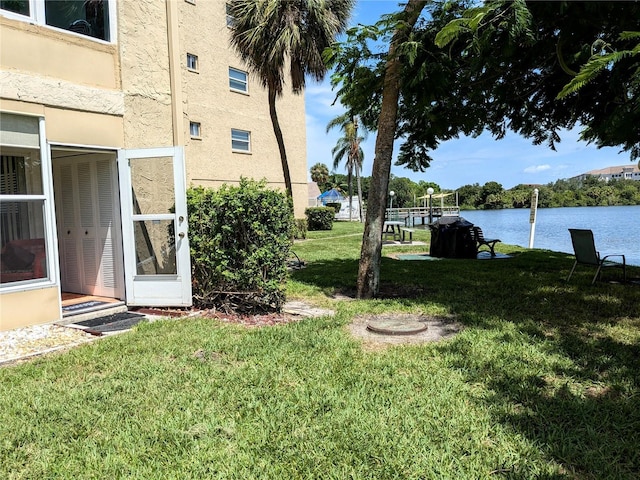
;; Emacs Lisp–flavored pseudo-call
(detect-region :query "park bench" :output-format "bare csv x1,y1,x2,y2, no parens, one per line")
400,227,415,243
472,226,501,256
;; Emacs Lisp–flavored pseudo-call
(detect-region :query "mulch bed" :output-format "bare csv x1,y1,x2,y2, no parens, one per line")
199,309,301,327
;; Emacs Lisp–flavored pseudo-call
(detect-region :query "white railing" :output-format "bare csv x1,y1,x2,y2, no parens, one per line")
385,206,460,224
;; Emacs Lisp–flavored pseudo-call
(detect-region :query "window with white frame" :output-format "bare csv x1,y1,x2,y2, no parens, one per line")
0,113,49,285
0,0,113,42
190,122,201,138
187,53,199,72
229,67,248,93
231,129,250,152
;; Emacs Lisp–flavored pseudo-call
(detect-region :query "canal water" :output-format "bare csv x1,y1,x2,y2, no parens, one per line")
451,205,640,266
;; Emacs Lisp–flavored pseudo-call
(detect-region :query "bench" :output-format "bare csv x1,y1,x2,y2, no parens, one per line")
400,227,415,243
472,226,501,256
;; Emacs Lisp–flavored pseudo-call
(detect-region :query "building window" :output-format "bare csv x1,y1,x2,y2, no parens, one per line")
229,67,248,93
0,0,29,16
1,113,49,286
231,129,250,152
187,53,198,72
1,0,113,42
190,122,201,138
225,3,235,27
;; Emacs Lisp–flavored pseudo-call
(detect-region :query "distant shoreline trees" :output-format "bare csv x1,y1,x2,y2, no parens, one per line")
312,165,640,210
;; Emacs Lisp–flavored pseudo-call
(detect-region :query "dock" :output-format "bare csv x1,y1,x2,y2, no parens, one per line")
385,206,460,226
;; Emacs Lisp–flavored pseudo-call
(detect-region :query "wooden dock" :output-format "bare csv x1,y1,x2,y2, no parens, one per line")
385,206,460,225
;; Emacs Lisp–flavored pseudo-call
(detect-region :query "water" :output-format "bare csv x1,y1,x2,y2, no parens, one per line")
436,205,640,266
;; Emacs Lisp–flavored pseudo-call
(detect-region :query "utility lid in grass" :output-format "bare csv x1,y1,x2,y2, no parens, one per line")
367,318,428,335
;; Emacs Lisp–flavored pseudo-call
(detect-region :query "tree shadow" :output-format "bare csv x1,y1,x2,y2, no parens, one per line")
289,251,640,476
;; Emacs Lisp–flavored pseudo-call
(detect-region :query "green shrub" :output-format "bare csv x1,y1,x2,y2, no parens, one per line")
305,207,334,231
325,202,342,214
187,179,293,313
292,218,307,239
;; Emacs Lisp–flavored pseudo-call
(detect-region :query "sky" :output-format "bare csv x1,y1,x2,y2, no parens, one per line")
304,0,635,191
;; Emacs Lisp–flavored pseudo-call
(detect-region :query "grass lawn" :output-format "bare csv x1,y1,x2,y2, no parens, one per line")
2,222,639,479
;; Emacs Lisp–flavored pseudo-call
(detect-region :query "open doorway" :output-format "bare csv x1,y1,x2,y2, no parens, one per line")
51,147,125,314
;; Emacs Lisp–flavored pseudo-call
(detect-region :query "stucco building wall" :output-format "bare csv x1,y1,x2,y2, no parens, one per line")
178,1,308,217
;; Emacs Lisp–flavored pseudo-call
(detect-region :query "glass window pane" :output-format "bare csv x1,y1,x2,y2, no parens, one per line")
0,152,43,195
134,220,177,275
1,200,48,284
130,156,175,215
229,68,247,92
187,53,198,70
231,129,250,151
0,0,30,16
45,0,111,41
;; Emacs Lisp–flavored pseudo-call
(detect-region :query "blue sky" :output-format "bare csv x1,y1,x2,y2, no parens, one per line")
304,0,634,190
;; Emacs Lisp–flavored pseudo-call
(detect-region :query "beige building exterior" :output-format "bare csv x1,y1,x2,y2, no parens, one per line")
0,0,308,330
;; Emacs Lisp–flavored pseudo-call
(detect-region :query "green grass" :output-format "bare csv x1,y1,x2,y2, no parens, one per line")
2,223,639,479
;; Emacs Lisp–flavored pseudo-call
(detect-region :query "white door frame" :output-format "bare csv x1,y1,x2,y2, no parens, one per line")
117,146,192,306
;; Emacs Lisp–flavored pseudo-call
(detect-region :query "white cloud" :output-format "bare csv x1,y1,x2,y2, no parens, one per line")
524,164,551,173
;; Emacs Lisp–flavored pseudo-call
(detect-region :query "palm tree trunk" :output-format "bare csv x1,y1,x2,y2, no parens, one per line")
347,168,353,222
356,168,364,223
356,0,426,299
268,86,293,198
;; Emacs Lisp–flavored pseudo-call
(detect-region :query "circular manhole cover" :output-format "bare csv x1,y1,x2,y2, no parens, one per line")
366,318,428,335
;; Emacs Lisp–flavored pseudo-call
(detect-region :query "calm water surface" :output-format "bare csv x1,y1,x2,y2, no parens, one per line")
456,205,640,266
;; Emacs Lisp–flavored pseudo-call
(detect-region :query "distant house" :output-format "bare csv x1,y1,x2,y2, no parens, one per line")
571,165,640,183
308,182,321,206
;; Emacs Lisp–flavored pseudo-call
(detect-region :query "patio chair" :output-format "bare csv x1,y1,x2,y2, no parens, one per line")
567,229,626,285
471,226,501,257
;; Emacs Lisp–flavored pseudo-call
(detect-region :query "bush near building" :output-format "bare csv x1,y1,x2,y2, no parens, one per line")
187,179,293,313
305,207,335,230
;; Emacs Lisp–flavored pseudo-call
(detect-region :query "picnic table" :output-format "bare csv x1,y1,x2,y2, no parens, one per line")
383,221,404,241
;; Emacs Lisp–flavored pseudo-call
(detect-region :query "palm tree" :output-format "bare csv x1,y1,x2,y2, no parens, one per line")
327,114,366,221
228,0,355,200
310,162,330,190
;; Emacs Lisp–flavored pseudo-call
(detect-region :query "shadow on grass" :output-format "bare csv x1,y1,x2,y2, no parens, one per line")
290,250,640,477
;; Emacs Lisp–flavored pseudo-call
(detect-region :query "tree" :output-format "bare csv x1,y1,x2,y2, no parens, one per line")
456,183,481,209
327,114,367,221
388,176,414,208
353,0,427,298
310,162,330,190
228,0,354,199
434,1,640,161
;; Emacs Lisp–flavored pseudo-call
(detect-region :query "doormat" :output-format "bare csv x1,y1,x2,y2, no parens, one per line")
62,301,109,312
72,312,147,334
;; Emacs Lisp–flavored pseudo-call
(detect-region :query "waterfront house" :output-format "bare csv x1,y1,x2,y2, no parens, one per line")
572,165,640,183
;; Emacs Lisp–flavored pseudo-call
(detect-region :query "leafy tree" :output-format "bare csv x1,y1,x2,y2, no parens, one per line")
506,184,532,209
327,114,367,221
310,162,330,190
388,176,414,208
457,183,482,209
325,0,427,298
479,181,504,209
435,0,640,161
228,0,354,199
